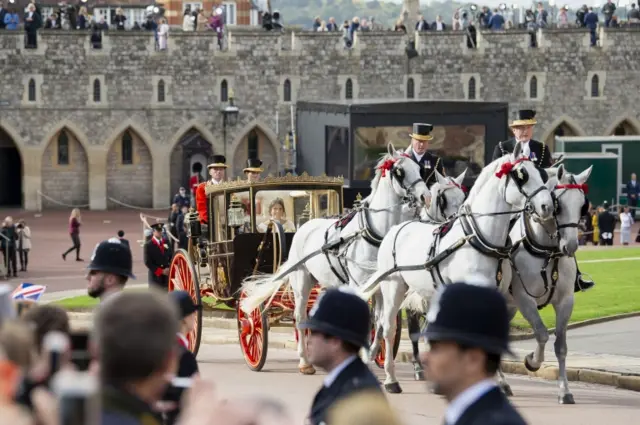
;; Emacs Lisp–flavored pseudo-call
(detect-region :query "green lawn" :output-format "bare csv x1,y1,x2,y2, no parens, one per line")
55,294,234,311
511,248,640,329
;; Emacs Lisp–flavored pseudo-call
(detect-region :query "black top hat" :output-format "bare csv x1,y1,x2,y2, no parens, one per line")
243,158,264,174
150,223,164,232
87,238,135,279
299,288,370,348
410,123,434,142
192,162,203,173
170,290,202,319
207,155,228,169
422,283,512,355
510,109,537,127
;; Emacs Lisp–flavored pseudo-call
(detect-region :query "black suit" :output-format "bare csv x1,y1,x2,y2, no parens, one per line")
454,387,528,425
308,357,383,425
407,149,446,188
119,238,130,249
161,343,199,425
492,138,553,169
144,238,173,289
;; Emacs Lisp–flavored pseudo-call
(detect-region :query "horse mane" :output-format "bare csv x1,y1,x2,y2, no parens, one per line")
369,151,396,192
464,154,511,205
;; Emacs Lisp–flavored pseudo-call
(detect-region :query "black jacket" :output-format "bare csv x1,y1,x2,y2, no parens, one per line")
492,138,553,169
308,357,382,425
454,387,528,425
101,385,163,425
144,238,173,288
161,343,199,425
598,210,617,233
406,148,446,188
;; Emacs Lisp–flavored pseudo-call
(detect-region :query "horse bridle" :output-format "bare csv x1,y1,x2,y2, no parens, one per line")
388,156,425,204
502,158,549,216
550,176,588,236
436,178,466,219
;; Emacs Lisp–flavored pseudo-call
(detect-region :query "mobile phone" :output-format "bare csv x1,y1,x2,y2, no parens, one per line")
171,377,193,388
69,330,91,372
52,369,100,425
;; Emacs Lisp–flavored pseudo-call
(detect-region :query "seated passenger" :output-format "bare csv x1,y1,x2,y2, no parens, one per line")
258,198,296,233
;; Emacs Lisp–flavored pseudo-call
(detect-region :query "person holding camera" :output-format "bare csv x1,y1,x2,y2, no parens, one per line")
16,220,31,272
1,217,18,278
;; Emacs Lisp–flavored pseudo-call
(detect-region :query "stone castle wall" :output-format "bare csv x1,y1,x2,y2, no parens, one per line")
0,27,639,210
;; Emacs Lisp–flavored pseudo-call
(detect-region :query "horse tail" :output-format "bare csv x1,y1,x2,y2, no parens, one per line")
355,268,389,302
400,291,427,314
239,258,295,314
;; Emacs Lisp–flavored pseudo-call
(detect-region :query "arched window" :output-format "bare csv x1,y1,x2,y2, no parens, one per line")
590,75,600,98
468,77,476,100
121,131,133,165
28,79,36,102
57,131,70,165
247,130,258,160
406,78,415,99
220,79,228,102
529,76,538,99
157,79,165,103
283,79,292,102
554,126,565,137
345,78,353,100
93,79,101,102
614,123,627,136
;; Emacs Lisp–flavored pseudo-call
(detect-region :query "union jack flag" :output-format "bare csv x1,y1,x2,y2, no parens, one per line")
12,283,47,302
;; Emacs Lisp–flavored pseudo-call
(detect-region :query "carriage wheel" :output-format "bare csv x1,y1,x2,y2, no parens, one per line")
371,312,402,369
237,290,269,371
169,249,203,357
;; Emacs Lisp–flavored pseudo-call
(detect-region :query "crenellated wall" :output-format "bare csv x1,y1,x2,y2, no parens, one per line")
0,27,639,210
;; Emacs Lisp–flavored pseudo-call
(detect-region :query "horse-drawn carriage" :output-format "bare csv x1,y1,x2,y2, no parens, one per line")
166,173,345,370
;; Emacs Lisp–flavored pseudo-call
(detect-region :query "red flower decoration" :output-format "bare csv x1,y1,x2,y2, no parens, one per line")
495,157,528,178
377,158,397,177
556,183,589,194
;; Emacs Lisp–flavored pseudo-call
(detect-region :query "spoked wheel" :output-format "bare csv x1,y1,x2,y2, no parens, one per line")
237,290,268,371
169,249,203,357
370,310,403,369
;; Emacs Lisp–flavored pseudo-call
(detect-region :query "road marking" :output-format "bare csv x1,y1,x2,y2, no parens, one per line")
580,257,640,264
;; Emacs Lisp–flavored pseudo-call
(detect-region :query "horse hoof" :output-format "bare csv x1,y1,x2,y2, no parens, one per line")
384,382,403,394
524,353,541,372
500,383,514,397
299,365,316,375
559,393,575,404
414,370,425,381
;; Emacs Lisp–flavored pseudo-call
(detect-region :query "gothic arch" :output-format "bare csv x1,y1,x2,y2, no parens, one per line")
102,118,154,160
167,120,216,153
40,119,91,153
0,121,25,155
539,116,586,151
603,115,640,136
229,119,279,176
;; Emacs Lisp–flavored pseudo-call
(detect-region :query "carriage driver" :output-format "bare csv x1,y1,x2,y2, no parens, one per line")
86,238,135,302
405,123,446,195
244,158,264,182
195,155,228,224
492,109,595,292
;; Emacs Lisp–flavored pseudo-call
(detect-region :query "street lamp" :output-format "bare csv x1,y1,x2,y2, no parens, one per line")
221,89,239,162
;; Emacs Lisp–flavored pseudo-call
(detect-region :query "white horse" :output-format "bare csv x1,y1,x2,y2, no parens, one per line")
360,141,554,393
240,143,431,374
497,164,592,404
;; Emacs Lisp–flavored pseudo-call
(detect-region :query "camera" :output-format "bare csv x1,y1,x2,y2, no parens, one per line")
17,223,24,229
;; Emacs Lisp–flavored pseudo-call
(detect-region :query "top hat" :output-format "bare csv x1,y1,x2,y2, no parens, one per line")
243,158,264,174
170,290,202,319
422,282,512,355
149,222,164,232
510,109,537,127
192,162,203,173
207,155,228,169
87,238,135,279
409,123,434,142
299,287,370,348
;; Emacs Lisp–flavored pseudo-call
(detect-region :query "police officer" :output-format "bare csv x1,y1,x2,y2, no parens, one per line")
299,287,383,425
405,123,446,188
244,158,264,182
492,109,595,292
87,238,135,302
420,282,528,425
144,223,173,290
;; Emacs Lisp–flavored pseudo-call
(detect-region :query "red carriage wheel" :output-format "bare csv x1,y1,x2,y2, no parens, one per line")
370,311,403,369
169,249,203,357
237,290,269,371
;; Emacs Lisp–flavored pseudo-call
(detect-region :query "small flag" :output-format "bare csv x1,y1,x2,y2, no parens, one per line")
12,283,47,302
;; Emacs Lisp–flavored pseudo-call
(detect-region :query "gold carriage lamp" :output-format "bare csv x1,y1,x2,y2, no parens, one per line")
353,192,363,208
298,202,311,227
227,194,245,228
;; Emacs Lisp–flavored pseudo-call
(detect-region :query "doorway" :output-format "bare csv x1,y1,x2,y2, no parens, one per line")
602,144,622,207
0,129,22,207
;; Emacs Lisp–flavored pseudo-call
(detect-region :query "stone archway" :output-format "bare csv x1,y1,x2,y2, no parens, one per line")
541,116,586,152
607,118,640,136
0,126,23,207
231,124,278,178
169,128,213,197
41,127,90,208
105,127,154,209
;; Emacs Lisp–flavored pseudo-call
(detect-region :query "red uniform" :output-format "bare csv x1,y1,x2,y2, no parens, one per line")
195,182,208,224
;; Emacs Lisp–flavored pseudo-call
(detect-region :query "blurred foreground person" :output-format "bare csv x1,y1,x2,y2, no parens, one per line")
420,283,527,425
328,390,403,425
299,287,383,425
95,290,180,425
86,238,135,302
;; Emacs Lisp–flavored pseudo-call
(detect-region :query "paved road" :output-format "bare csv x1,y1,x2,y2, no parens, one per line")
198,344,640,425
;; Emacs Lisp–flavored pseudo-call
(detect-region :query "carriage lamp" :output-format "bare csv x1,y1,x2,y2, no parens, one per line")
227,195,245,228
353,193,363,208
297,203,311,228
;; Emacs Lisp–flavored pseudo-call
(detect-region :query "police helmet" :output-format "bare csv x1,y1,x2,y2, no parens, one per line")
87,238,135,279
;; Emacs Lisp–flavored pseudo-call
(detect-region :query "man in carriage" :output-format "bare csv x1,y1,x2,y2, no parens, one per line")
244,158,263,182
195,155,228,224
405,123,447,191
492,109,595,292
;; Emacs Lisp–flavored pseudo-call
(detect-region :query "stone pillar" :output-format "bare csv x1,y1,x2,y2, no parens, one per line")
88,149,108,210
153,150,171,209
22,147,42,212
401,0,420,37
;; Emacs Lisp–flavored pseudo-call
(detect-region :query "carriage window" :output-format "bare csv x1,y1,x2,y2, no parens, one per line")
256,190,297,233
